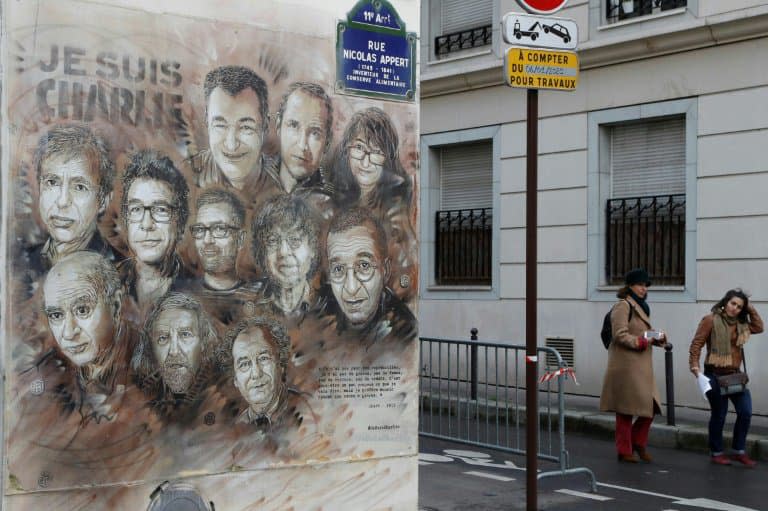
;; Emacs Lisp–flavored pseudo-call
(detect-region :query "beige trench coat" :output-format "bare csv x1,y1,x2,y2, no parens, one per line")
599,296,663,418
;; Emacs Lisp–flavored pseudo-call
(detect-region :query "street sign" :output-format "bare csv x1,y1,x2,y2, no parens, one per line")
515,0,568,15
504,46,578,91
502,13,577,50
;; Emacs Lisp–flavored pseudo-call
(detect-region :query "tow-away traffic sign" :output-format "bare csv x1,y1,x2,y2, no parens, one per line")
504,46,579,91
502,13,577,50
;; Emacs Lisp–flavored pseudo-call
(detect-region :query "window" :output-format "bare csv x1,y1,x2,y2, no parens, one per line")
421,126,500,299
433,0,493,57
436,142,493,285
605,117,686,285
605,0,687,24
587,98,697,301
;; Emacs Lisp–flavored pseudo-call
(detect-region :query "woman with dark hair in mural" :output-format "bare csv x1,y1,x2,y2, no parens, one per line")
329,107,417,302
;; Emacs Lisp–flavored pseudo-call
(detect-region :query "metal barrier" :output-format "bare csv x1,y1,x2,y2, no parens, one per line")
419,334,596,491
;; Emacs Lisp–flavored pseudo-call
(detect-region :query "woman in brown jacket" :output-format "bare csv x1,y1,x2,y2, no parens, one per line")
689,288,763,467
600,268,667,463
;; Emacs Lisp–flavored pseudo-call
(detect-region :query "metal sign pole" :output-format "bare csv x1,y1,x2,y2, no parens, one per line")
525,87,539,511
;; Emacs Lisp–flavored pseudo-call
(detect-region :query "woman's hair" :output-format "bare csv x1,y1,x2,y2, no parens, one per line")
329,107,411,208
712,288,751,322
616,286,630,299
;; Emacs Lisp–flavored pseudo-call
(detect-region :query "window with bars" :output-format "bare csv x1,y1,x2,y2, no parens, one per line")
434,0,493,57
435,141,493,285
605,0,687,24
605,116,686,285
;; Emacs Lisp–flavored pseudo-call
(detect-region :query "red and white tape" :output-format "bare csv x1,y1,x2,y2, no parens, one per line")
538,367,579,385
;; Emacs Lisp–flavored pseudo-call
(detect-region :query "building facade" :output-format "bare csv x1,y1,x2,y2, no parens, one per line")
419,0,768,412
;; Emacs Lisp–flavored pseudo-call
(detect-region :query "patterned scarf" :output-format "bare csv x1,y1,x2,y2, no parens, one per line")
709,309,750,367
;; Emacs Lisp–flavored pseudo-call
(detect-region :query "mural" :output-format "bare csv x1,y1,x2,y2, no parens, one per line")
3,0,419,508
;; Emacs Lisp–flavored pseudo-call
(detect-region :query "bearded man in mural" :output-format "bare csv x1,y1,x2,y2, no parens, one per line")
186,188,264,331
132,292,224,422
264,81,334,219
38,250,136,422
118,150,193,309
250,195,322,324
320,207,417,347
190,65,277,204
226,316,316,433
21,124,120,292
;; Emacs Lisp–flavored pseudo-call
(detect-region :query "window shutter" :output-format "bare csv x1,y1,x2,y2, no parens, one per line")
441,0,492,34
440,142,493,210
610,116,685,198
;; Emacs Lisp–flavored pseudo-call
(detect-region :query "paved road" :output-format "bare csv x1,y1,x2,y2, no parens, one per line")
419,433,766,511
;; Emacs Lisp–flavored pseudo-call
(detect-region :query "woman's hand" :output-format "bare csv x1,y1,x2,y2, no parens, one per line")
691,366,700,377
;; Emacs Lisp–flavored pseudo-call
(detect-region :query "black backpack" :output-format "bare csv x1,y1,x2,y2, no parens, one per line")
600,300,634,349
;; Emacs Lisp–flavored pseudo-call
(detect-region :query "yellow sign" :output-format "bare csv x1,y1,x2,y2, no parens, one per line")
504,46,579,91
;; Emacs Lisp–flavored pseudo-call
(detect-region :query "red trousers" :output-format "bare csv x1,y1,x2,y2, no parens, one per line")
615,413,653,456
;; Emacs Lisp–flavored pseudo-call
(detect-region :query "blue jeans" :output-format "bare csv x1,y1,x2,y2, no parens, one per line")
705,372,752,454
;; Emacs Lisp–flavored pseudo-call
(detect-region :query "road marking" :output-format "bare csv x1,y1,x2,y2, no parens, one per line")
418,461,433,465
670,499,759,511
419,453,453,463
597,483,759,511
555,489,613,501
463,471,516,482
444,449,490,458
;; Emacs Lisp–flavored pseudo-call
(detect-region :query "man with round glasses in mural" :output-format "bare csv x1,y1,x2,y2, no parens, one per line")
185,188,263,332
249,195,322,325
321,207,416,348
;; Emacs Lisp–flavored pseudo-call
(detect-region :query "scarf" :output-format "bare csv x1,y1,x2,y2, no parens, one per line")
709,309,750,367
628,290,650,317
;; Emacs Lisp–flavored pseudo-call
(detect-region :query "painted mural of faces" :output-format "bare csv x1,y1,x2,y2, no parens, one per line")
151,307,203,394
38,155,104,246
327,224,387,326
126,178,178,265
191,201,244,276
43,252,121,367
232,326,281,412
348,132,385,193
207,87,264,187
278,87,330,182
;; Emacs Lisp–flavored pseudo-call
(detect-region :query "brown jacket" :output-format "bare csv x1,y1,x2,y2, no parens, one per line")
689,306,763,373
599,296,663,417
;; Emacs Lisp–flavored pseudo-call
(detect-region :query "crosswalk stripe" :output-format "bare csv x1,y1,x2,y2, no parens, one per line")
556,489,613,501
463,471,515,482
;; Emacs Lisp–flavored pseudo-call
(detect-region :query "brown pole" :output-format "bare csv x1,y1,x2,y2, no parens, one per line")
525,87,538,511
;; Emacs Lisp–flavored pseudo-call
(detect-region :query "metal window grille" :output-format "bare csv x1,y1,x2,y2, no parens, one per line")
605,194,686,286
606,0,687,24
435,208,492,285
434,25,492,57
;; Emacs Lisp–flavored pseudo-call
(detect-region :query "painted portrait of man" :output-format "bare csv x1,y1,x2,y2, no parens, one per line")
118,150,191,308
26,124,119,280
322,208,416,344
251,195,320,322
133,292,222,422
224,316,315,431
189,65,278,200
41,250,135,421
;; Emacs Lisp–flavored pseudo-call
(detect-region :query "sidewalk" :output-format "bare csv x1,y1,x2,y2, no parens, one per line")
561,394,768,460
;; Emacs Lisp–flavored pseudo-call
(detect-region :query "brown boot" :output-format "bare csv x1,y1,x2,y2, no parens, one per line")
634,445,653,463
617,453,639,463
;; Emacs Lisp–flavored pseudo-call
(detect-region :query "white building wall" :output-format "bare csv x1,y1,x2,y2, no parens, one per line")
420,1,768,412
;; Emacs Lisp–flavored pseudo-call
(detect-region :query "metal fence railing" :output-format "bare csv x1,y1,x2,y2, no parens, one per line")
606,0,687,24
419,333,596,491
434,25,492,57
606,194,685,286
435,208,492,286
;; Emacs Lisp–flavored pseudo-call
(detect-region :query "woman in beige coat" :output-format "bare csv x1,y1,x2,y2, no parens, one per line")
600,268,666,463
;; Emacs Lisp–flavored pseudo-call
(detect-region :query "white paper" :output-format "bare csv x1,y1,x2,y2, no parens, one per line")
697,373,712,400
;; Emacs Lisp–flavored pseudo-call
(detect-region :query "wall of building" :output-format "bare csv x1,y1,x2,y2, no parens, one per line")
419,0,768,412
1,1,420,509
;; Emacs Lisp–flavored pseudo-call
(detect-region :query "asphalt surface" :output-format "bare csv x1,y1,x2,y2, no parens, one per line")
419,434,767,511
